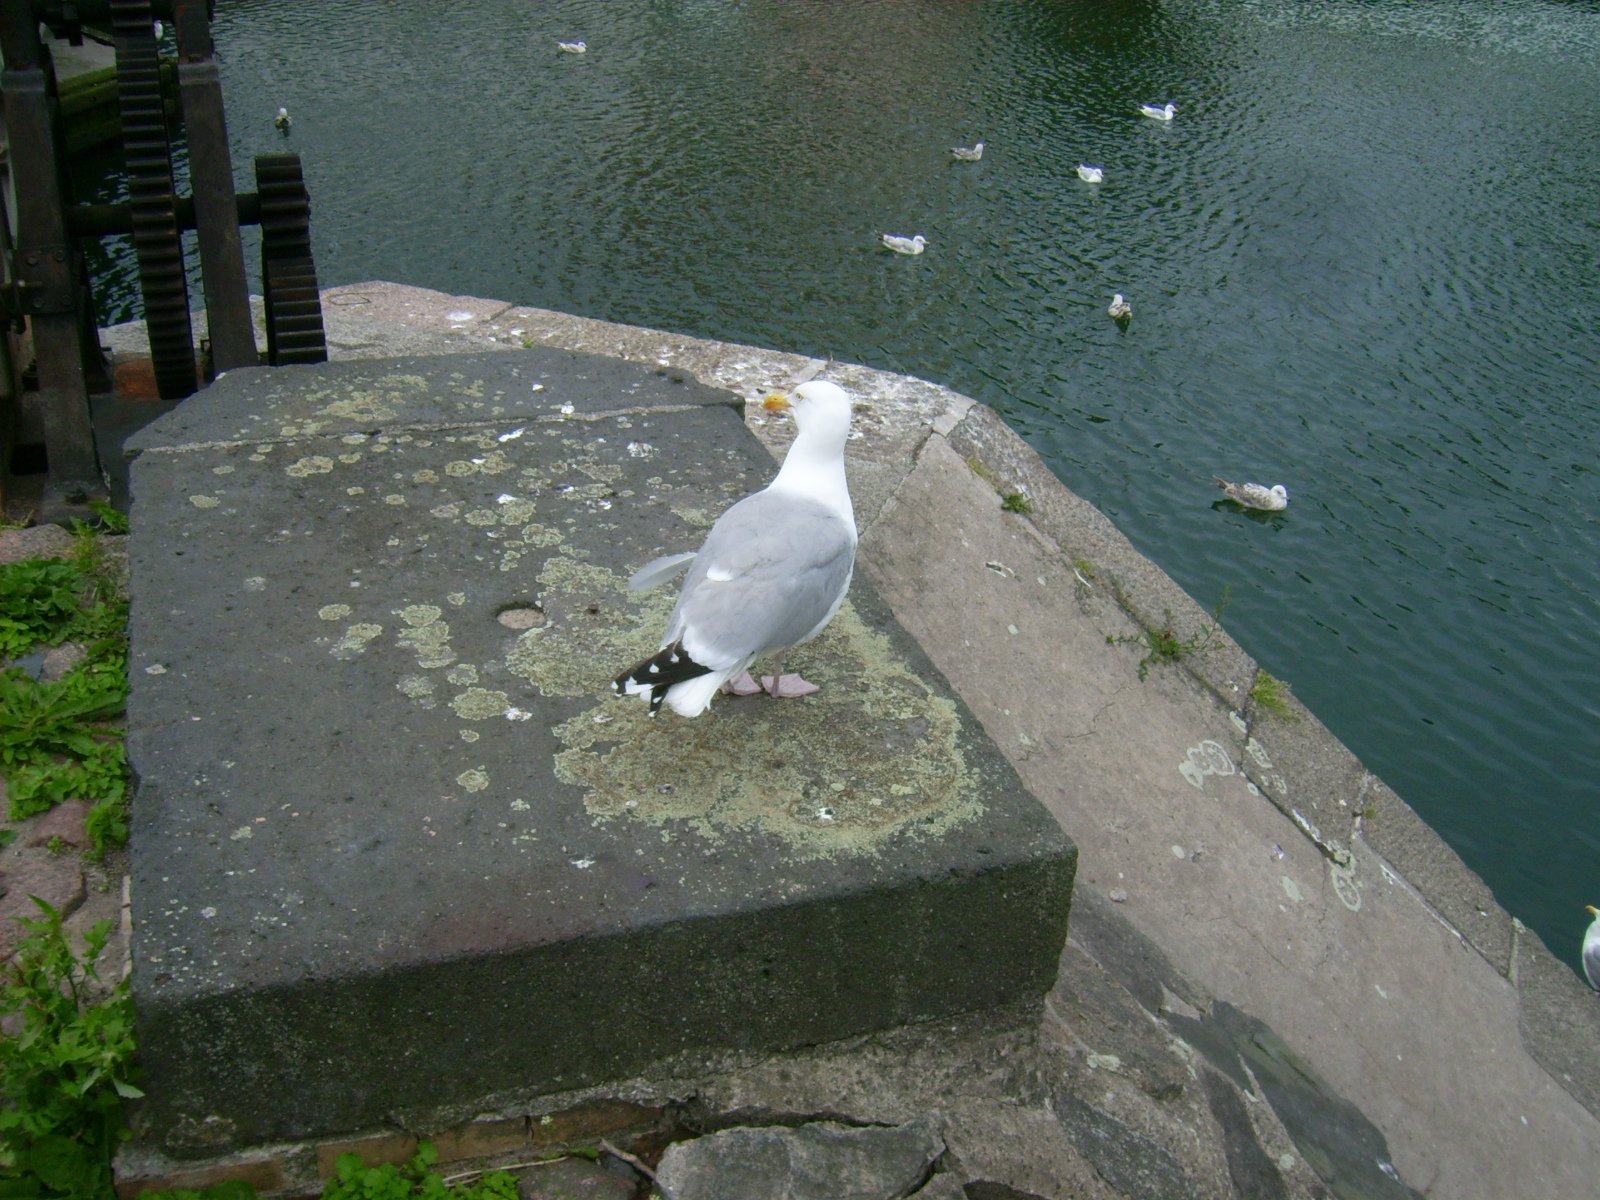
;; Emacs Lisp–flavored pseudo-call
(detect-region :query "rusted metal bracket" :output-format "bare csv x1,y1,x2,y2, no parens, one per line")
7,245,75,320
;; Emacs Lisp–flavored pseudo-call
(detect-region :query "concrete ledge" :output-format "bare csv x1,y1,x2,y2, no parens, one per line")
103,283,1600,1198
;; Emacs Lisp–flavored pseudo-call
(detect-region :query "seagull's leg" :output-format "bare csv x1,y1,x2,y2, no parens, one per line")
760,655,821,699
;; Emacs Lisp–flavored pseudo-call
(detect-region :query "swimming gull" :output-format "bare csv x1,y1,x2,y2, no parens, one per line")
557,40,587,53
952,141,985,161
881,233,927,255
1140,102,1177,121
1214,477,1289,511
1108,293,1132,320
613,380,857,717
1077,164,1104,183
1584,905,1600,990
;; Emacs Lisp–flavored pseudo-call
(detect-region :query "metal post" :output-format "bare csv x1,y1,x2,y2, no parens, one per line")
0,3,104,506
172,0,255,372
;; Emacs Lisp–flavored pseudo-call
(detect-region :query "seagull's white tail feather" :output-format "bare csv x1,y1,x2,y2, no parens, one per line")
662,672,731,718
615,641,735,716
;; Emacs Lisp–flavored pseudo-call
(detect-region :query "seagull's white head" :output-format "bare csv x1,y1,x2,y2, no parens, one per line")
790,380,853,445
1270,485,1289,501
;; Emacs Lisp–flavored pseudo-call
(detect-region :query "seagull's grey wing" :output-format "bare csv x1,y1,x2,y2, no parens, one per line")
1585,935,1600,991
666,492,855,669
629,551,697,590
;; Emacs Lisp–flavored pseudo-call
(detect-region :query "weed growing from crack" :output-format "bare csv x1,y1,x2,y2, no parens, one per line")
1108,590,1230,680
1000,491,1033,514
1249,670,1297,720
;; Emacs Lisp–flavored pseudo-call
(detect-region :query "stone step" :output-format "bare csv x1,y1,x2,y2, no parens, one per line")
123,348,1075,1156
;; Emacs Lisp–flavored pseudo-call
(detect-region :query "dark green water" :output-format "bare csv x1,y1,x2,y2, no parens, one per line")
90,1,1600,970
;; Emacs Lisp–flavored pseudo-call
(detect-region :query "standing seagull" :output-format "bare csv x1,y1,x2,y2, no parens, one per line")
1583,905,1600,991
274,107,291,133
951,140,984,161
614,381,857,717
1214,477,1289,511
1140,102,1177,121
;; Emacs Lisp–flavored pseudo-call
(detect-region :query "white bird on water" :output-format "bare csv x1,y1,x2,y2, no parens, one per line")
951,141,984,161
614,381,857,718
1140,102,1177,121
1077,164,1104,183
557,40,587,53
881,233,927,255
1108,293,1132,320
274,107,291,132
1214,477,1289,511
1583,905,1600,991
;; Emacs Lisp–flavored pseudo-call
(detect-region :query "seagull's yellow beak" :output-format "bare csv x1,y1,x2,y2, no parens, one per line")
1587,904,1600,916
761,392,791,413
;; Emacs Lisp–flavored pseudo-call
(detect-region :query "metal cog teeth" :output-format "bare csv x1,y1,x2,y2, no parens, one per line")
112,0,196,400
255,154,328,365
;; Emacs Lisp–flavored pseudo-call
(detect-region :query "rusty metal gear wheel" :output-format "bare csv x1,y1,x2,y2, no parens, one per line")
255,153,327,366
112,0,197,399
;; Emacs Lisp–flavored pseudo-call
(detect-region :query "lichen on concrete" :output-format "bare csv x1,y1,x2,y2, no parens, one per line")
548,603,985,858
504,552,668,699
396,604,455,669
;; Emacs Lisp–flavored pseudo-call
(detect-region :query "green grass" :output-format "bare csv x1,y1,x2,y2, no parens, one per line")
0,523,130,856
322,1143,518,1200
0,901,141,1198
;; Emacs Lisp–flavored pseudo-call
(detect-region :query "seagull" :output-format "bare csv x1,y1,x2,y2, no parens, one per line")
880,233,927,255
1583,905,1600,990
1140,102,1177,121
557,40,587,53
1077,164,1104,183
1108,293,1132,320
1214,478,1290,511
951,141,984,161
274,107,291,132
614,381,857,717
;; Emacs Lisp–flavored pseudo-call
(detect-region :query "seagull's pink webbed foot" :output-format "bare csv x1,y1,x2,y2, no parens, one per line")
762,673,820,698
721,671,763,696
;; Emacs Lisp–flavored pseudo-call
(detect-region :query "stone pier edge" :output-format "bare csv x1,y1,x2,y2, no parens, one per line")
102,281,1599,1193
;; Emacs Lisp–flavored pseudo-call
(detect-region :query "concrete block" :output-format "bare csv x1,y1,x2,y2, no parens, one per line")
123,350,1075,1156
942,404,1256,705
528,1100,665,1151
1512,921,1600,1120
1234,690,1365,862
653,1120,944,1200
431,1118,530,1163
1356,777,1513,975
